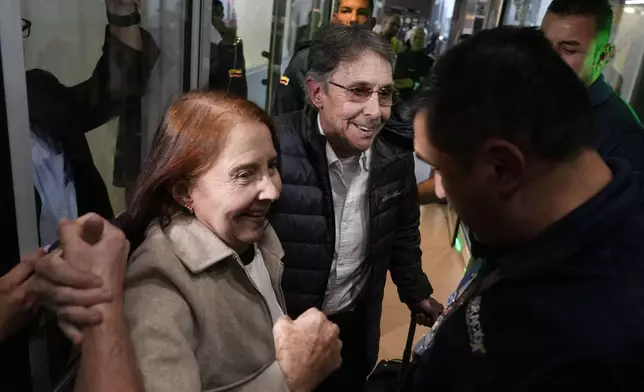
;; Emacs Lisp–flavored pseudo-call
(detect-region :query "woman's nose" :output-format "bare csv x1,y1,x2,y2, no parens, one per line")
258,174,280,201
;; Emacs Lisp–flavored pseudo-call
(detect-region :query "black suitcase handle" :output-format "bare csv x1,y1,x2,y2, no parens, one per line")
398,312,418,391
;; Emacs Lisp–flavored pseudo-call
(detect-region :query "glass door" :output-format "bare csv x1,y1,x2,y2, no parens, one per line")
199,0,333,112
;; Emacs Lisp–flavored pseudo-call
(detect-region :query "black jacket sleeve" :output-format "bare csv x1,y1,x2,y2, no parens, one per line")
65,26,159,134
271,47,309,116
389,151,434,304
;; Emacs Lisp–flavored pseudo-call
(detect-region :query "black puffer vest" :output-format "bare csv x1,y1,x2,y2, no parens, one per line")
270,106,433,366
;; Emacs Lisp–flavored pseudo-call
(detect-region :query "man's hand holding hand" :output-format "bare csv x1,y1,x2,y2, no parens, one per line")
0,249,46,342
33,214,130,343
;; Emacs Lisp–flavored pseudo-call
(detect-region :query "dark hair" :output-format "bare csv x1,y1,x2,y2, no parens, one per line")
212,0,224,18
457,33,472,42
307,23,394,81
547,0,613,36
125,91,278,246
413,26,594,167
334,0,374,13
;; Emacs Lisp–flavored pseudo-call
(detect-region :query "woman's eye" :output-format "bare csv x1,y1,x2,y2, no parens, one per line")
236,171,254,180
562,48,577,55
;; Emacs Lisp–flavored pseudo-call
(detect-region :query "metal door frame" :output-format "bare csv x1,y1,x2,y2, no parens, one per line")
0,0,39,258
265,0,289,114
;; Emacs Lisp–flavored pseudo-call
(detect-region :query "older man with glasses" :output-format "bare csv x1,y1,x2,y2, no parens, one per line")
269,23,442,391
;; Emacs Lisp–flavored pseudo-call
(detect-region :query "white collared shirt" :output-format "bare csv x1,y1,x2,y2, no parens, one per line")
243,245,284,324
30,131,78,245
318,115,371,315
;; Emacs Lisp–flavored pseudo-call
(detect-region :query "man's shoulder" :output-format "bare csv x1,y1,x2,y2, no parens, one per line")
274,110,304,130
273,110,309,150
593,97,644,168
378,121,415,154
594,93,643,133
285,45,310,74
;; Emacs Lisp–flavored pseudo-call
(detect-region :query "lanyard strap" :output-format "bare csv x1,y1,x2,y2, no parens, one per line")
413,261,501,357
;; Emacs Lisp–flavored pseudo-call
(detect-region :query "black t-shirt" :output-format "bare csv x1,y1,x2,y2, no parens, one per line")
589,75,644,172
413,159,644,391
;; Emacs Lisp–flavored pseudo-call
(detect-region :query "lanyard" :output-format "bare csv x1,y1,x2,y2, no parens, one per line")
414,259,499,357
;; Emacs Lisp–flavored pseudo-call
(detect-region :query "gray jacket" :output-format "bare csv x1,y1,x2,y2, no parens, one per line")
124,216,290,392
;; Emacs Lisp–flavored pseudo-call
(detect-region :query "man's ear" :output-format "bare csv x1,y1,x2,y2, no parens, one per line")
479,139,525,198
305,76,325,110
598,43,615,68
170,180,192,209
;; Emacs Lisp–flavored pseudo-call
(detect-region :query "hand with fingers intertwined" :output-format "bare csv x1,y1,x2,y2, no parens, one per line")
32,214,130,344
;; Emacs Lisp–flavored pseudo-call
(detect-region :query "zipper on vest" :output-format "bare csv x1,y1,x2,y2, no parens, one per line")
277,261,286,309
233,253,275,327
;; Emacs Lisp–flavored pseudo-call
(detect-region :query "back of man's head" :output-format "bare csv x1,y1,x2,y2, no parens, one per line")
415,26,593,167
547,0,613,37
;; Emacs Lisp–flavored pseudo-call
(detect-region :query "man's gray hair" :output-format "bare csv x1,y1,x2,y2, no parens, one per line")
307,23,395,82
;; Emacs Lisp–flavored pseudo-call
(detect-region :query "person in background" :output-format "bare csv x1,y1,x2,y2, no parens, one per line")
2,1,158,390
542,0,644,171
394,26,435,102
425,32,439,56
411,26,644,391
271,0,373,116
208,0,248,99
380,15,403,53
25,0,157,245
0,249,46,344
32,92,343,392
271,24,441,392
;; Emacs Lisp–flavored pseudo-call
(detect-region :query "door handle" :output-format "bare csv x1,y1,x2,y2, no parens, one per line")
261,50,271,59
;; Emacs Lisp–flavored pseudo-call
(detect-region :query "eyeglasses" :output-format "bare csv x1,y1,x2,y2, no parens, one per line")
22,19,32,38
327,81,398,107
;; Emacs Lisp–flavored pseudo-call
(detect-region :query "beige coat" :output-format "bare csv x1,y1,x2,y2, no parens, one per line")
124,216,290,392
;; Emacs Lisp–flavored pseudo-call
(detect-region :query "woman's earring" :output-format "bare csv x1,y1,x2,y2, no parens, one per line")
184,205,194,215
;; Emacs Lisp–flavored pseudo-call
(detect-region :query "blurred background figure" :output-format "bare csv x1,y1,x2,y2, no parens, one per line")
394,26,435,102
380,15,403,53
425,32,440,57
209,0,248,99
271,0,374,116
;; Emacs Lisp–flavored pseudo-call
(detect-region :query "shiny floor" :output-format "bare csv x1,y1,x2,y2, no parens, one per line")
378,204,468,360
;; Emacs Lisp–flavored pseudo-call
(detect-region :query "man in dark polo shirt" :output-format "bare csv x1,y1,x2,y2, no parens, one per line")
411,27,644,390
543,0,644,171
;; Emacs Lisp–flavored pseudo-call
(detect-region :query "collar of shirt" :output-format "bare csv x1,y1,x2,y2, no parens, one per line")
317,113,371,173
587,74,614,108
485,159,635,279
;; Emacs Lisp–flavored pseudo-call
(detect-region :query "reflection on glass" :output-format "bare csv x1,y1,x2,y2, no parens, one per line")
209,0,248,99
22,0,159,244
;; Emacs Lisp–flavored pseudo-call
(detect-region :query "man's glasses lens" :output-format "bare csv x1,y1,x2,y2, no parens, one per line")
347,86,396,106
